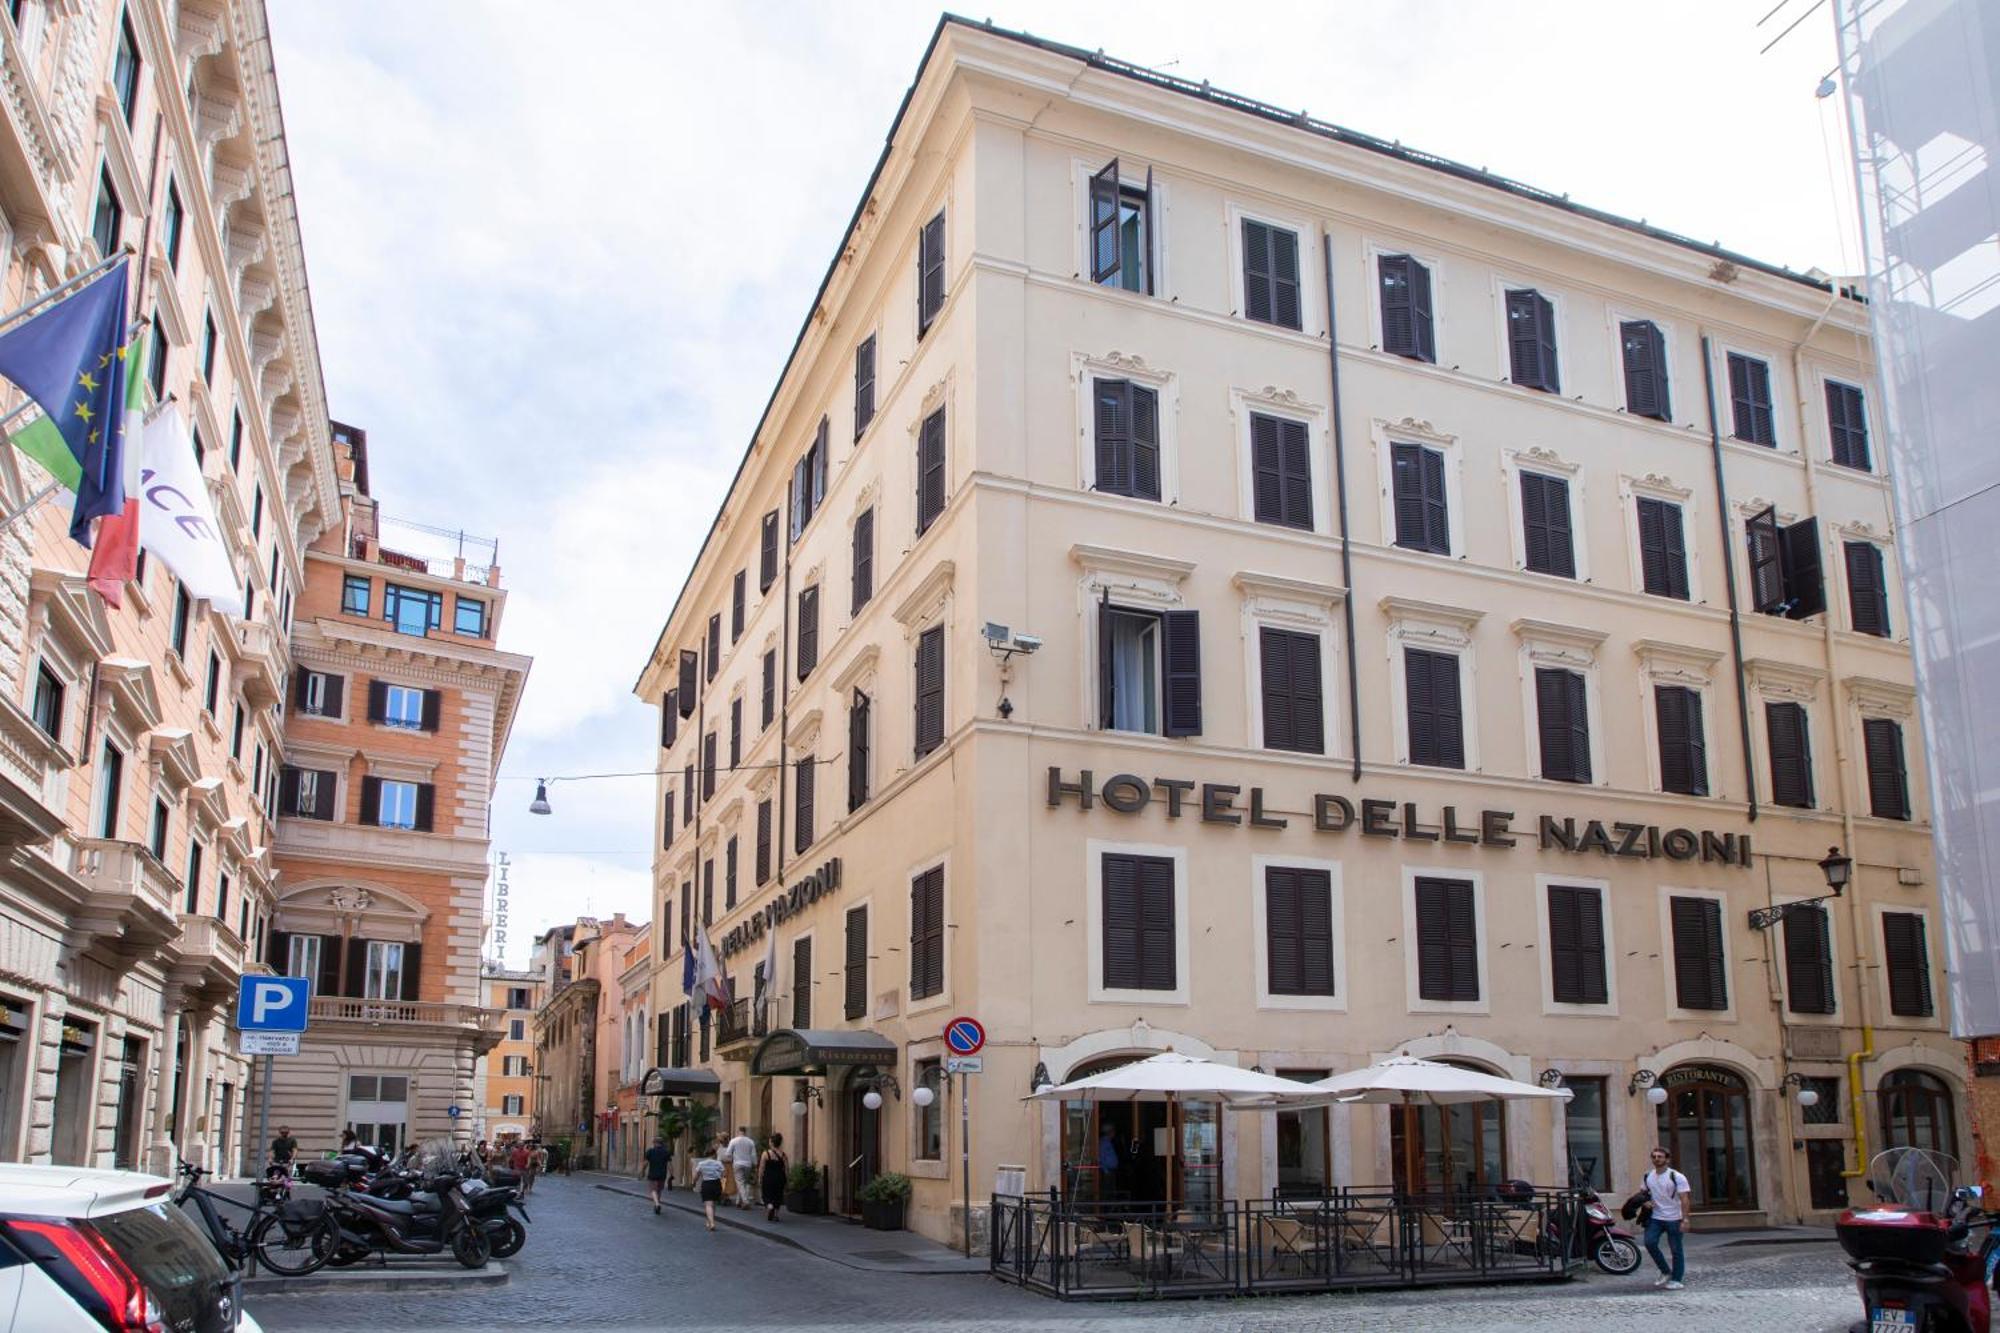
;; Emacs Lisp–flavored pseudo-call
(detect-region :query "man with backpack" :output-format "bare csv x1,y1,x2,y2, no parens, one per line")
1640,1146,1693,1289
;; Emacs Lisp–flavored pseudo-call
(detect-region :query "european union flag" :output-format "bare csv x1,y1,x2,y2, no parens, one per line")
0,261,133,544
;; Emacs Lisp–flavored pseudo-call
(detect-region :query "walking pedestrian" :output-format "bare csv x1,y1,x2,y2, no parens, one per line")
268,1125,298,1177
509,1140,530,1175
643,1135,673,1215
726,1126,757,1209
524,1141,546,1198
1641,1146,1693,1290
693,1140,727,1232
759,1131,789,1223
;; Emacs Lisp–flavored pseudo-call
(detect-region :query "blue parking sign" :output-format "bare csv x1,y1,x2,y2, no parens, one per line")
237,976,310,1033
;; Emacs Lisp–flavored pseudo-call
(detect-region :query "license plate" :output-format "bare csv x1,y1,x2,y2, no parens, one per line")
1872,1309,1916,1333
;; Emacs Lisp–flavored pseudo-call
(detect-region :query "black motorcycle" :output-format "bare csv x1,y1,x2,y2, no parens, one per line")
322,1169,491,1270
361,1162,530,1258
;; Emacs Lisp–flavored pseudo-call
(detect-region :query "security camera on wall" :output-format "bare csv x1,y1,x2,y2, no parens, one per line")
1011,634,1042,655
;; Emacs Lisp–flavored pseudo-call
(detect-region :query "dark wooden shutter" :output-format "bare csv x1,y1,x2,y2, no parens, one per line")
1241,219,1300,330
344,938,369,998
1265,866,1334,997
1519,471,1575,577
400,942,422,1000
1129,383,1160,501
1636,497,1690,599
917,408,947,535
1506,289,1558,392
1620,319,1671,420
1242,218,1272,324
1536,667,1590,783
1094,379,1131,496
702,859,713,924
677,651,698,714
794,755,814,853
320,673,344,719
1251,414,1312,529
1547,885,1607,1005
1670,896,1728,1010
661,691,678,747
1379,253,1437,360
848,690,870,811
1827,380,1870,470
1160,609,1202,737
851,508,874,613
1259,627,1323,754
844,906,868,1020
313,770,337,820
1101,853,1175,991
420,689,442,733
1782,517,1826,619
796,584,819,679
279,766,302,816
1845,541,1889,637
1864,718,1911,820
359,775,382,826
910,866,945,999
1766,701,1815,808
663,791,674,848
730,698,741,768
755,799,771,885
366,679,388,723
854,335,876,439
1269,225,1301,329
1747,506,1785,613
318,935,342,997
293,668,311,711
761,650,775,729
732,572,746,641
917,210,945,335
701,732,717,800
914,625,944,758
683,764,694,822
1728,353,1775,445
1782,905,1837,1015
1404,648,1464,769
1655,685,1708,796
1390,443,1449,554
705,615,720,681
759,510,779,591
1883,913,1934,1017
267,927,291,973
1137,855,1176,990
792,937,812,1028
1088,159,1121,284
1415,877,1478,1001
413,783,434,832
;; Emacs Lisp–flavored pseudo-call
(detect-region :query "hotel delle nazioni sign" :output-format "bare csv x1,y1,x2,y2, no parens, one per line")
1046,768,1753,869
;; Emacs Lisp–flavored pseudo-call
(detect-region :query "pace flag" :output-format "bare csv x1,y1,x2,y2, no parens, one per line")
131,406,243,616
0,261,134,543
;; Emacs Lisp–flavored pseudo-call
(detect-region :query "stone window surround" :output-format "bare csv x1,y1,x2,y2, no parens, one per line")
1746,657,1826,811
1533,872,1619,1018
1084,837,1190,1008
1236,571,1344,757
1632,639,1724,800
1512,618,1608,788
1370,415,1464,559
1400,863,1489,1018
1380,596,1483,772
1657,884,1737,1023
1248,852,1346,1013
1071,544,1191,734
1070,350,1179,504
1229,386,1332,537
1618,471,1704,604
1499,445,1590,583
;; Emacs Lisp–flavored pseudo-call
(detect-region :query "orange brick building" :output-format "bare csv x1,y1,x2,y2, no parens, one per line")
251,422,530,1153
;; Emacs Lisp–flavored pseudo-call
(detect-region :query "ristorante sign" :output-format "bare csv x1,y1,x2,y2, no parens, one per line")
719,857,843,958
1045,768,1752,869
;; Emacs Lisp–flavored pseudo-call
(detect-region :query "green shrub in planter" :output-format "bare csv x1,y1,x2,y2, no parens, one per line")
858,1172,911,1230
784,1161,825,1215
786,1162,822,1192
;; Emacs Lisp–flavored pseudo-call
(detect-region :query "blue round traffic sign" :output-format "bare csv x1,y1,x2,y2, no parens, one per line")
944,1016,985,1055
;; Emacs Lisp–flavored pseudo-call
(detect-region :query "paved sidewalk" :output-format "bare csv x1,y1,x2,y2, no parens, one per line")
585,1172,987,1275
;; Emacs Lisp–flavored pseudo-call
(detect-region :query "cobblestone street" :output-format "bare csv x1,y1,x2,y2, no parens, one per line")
248,1174,1865,1332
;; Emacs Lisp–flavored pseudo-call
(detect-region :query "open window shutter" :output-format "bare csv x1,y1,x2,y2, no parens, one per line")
914,626,944,758
1251,414,1281,524
1096,594,1115,730
1864,718,1911,820
855,337,876,438
1884,914,1933,1017
1129,385,1160,500
1621,321,1661,419
293,669,312,711
1507,290,1545,388
1094,380,1129,495
1161,609,1202,737
1102,855,1139,990
852,508,874,612
1241,218,1273,324
706,616,720,680
1279,418,1311,528
662,692,677,747
1138,856,1176,991
760,511,779,590
1536,668,1575,781
314,770,337,820
844,907,867,1020
849,691,870,810
1408,257,1435,361
322,674,344,719
1533,293,1559,393
918,409,947,533
1782,517,1826,619
1846,542,1888,637
1270,226,1301,330
732,573,745,640
268,928,291,972
345,938,369,998
1415,879,1450,1000
414,783,435,832
366,680,388,723
1379,254,1413,356
279,766,301,817
677,651,698,715
1783,906,1837,1015
420,689,442,733
359,776,381,826
797,585,819,679
400,942,422,1001
1566,670,1592,783
1142,165,1157,295
923,868,945,998
919,212,946,334
1088,158,1120,284
1747,507,1785,612
1422,447,1450,554
1265,867,1301,995
317,935,342,997
794,756,814,853
908,872,928,990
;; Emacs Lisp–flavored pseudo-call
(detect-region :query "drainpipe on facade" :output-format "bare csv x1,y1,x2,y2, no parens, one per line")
1787,288,1877,1183
1319,231,1362,782
1698,336,1760,828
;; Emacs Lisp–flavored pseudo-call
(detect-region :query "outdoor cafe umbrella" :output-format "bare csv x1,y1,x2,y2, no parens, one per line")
1311,1056,1569,1192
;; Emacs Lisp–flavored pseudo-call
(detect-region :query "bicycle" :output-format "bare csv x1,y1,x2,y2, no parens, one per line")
173,1160,328,1277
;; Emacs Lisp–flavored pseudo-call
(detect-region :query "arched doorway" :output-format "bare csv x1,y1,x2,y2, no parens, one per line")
1057,1053,1223,1211
1389,1060,1507,1195
1879,1070,1957,1159
1655,1064,1757,1210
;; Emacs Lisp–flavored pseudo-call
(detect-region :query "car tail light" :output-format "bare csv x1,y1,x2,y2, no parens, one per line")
6,1218,168,1332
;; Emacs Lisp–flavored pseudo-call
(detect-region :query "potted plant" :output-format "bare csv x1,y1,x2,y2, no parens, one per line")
857,1172,912,1231
785,1161,824,1216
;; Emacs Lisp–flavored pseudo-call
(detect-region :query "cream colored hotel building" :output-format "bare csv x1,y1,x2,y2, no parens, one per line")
638,18,1955,1246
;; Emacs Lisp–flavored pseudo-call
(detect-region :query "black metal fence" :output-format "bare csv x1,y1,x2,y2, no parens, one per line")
991,1187,1588,1299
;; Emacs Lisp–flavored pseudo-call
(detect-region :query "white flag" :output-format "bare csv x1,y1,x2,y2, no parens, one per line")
138,407,243,617
759,926,779,1012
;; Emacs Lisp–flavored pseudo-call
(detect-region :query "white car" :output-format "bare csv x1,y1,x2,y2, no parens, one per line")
0,1164,260,1332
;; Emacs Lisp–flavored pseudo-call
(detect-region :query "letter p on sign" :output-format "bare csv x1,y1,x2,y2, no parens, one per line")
237,976,310,1033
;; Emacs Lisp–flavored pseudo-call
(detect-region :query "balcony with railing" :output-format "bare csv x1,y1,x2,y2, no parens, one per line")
233,619,286,706
169,914,246,999
716,997,774,1053
68,838,181,958
309,995,503,1034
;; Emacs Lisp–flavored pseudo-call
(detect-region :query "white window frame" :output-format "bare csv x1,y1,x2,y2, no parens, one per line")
1086,838,1190,1007
1834,523,1900,640
362,940,405,1000
1619,473,1704,604
1400,865,1488,1017
1499,447,1590,582
905,852,951,1017
786,925,817,1029
1071,353,1180,505
1362,238,1446,365
1634,641,1724,799
840,890,875,1021
377,778,419,830
1250,854,1345,1012
1774,895,1845,1025
1382,598,1484,772
1230,387,1331,536
1370,417,1465,558
1605,306,1680,421
910,373,955,540
1850,677,1923,824
1814,366,1875,471
1657,885,1738,1022
286,933,321,991
1714,341,1788,452
1491,276,1568,393
1224,200,1319,333
1871,903,1940,1029
1535,874,1618,1017
295,768,322,816
1514,620,1609,788
1071,157,1170,298
1236,572,1344,758
382,684,424,731
1748,659,1827,811
1070,545,1192,733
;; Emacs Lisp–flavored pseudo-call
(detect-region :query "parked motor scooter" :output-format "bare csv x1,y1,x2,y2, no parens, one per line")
322,1168,491,1270
1539,1187,1643,1274
1840,1148,1997,1333
361,1160,530,1258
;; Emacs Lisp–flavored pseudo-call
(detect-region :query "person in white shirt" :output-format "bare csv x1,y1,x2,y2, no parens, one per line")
1641,1145,1693,1289
726,1128,758,1209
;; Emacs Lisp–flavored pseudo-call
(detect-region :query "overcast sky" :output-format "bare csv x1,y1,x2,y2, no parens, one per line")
264,1,1858,967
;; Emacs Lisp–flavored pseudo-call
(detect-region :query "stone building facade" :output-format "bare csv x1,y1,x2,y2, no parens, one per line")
474,962,541,1144
638,19,1956,1246
531,913,640,1162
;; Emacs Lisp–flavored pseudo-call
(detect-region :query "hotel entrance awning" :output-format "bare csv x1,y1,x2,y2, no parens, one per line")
639,1067,722,1098
749,1029,897,1077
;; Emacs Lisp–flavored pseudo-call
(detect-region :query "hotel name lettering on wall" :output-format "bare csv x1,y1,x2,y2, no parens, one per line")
1045,769,1752,869
719,858,843,958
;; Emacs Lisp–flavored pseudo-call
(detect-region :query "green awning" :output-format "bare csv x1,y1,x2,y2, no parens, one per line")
749,1029,898,1077
640,1067,722,1098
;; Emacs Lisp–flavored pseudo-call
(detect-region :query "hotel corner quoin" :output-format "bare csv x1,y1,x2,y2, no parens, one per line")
635,18,1954,1249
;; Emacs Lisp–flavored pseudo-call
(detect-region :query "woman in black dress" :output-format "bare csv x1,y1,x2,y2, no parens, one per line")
759,1131,790,1222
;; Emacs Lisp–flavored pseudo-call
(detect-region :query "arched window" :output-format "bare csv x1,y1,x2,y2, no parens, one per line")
1655,1064,1757,1210
1879,1070,1957,1160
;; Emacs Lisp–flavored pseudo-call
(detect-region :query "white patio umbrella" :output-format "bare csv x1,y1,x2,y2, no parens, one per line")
1311,1056,1568,1192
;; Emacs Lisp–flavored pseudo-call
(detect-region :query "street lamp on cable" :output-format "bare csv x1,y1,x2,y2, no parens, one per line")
1746,847,1853,931
528,780,552,816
